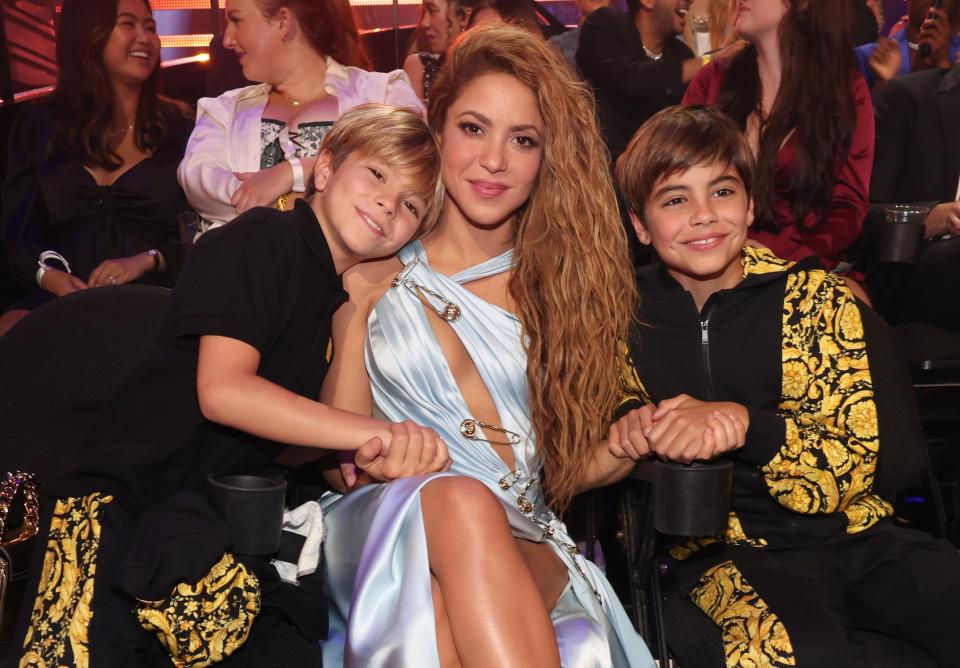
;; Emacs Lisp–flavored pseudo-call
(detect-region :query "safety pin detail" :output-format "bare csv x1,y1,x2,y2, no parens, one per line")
516,476,539,514
498,469,523,490
391,262,462,322
460,419,521,446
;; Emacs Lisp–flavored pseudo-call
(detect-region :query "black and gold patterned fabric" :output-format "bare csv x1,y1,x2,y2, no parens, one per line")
757,250,891,534
690,560,796,667
19,493,114,668
136,553,261,667
620,246,892,550
621,245,960,667
17,493,261,668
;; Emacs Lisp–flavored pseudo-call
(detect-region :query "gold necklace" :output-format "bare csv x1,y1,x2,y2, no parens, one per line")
107,123,134,137
276,89,301,107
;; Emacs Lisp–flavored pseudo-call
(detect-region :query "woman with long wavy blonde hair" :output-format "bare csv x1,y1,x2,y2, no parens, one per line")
317,24,653,668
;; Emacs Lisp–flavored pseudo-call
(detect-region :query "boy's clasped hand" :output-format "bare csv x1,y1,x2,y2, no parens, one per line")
607,394,748,465
341,421,452,488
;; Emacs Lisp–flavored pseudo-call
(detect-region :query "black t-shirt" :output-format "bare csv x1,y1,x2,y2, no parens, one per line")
58,200,348,509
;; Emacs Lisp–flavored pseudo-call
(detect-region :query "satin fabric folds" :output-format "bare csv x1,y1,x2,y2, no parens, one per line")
320,241,655,668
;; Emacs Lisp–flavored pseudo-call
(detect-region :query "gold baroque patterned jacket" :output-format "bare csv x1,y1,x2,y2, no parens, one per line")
618,246,897,551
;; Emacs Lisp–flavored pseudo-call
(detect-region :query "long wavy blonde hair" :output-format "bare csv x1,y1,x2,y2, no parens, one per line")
428,25,637,514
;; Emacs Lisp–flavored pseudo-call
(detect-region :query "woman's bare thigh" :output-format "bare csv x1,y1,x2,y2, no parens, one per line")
515,538,569,612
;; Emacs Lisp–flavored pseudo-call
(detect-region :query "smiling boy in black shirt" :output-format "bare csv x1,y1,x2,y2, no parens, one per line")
609,105,960,667
13,105,448,666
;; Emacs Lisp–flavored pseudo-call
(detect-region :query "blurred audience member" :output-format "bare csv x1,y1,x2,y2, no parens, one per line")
205,32,252,98
683,0,737,56
884,0,907,32
853,0,881,45
549,0,611,70
866,61,960,330
467,0,544,34
577,0,714,163
178,0,422,233
0,0,192,336
857,0,960,92
403,0,474,103
684,0,874,272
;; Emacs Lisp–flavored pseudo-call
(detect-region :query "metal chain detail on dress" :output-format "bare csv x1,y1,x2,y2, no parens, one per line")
533,515,603,604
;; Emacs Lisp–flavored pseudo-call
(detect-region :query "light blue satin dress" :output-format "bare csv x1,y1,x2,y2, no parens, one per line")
320,241,654,668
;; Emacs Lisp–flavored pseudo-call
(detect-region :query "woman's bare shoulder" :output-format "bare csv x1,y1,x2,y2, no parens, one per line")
403,52,425,75
344,255,404,307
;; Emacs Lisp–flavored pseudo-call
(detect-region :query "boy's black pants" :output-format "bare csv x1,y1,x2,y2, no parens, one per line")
676,521,960,668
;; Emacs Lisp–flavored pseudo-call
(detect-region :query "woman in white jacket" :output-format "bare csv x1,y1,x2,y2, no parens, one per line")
178,0,424,233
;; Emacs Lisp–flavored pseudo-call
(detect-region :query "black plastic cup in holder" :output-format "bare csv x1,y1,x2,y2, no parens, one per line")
206,475,286,555
653,460,733,536
877,205,928,264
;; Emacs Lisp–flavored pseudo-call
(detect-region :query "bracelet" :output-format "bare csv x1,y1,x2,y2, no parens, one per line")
36,250,71,287
288,156,305,193
146,248,161,272
276,193,291,211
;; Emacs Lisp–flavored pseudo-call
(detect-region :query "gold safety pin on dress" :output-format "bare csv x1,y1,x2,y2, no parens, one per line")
460,418,521,446
391,259,462,322
498,469,522,490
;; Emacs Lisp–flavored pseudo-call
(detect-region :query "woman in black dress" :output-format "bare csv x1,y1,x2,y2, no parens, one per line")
0,0,193,335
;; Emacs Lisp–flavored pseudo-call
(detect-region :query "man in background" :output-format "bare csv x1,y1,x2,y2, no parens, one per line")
577,0,703,163
549,0,611,70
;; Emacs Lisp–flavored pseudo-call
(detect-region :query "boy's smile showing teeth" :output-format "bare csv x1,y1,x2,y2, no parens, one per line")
357,208,386,237
683,234,726,250
629,162,752,302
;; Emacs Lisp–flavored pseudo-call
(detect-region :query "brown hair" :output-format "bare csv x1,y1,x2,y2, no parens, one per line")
717,0,856,231
256,0,372,70
429,25,636,514
616,105,755,217
466,0,543,35
320,104,443,236
51,0,189,170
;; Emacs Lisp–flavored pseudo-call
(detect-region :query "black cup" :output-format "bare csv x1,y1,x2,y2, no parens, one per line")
206,475,286,555
653,460,733,536
877,205,928,264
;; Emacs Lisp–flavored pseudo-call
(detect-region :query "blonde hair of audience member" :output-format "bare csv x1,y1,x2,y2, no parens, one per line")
318,103,445,238
428,25,635,514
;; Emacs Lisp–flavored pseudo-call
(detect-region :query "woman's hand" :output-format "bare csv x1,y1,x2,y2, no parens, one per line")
340,420,452,488
40,268,87,296
645,394,748,464
231,162,294,215
88,252,155,288
924,201,960,238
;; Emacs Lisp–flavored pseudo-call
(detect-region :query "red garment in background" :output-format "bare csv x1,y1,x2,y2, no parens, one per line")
683,59,874,270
